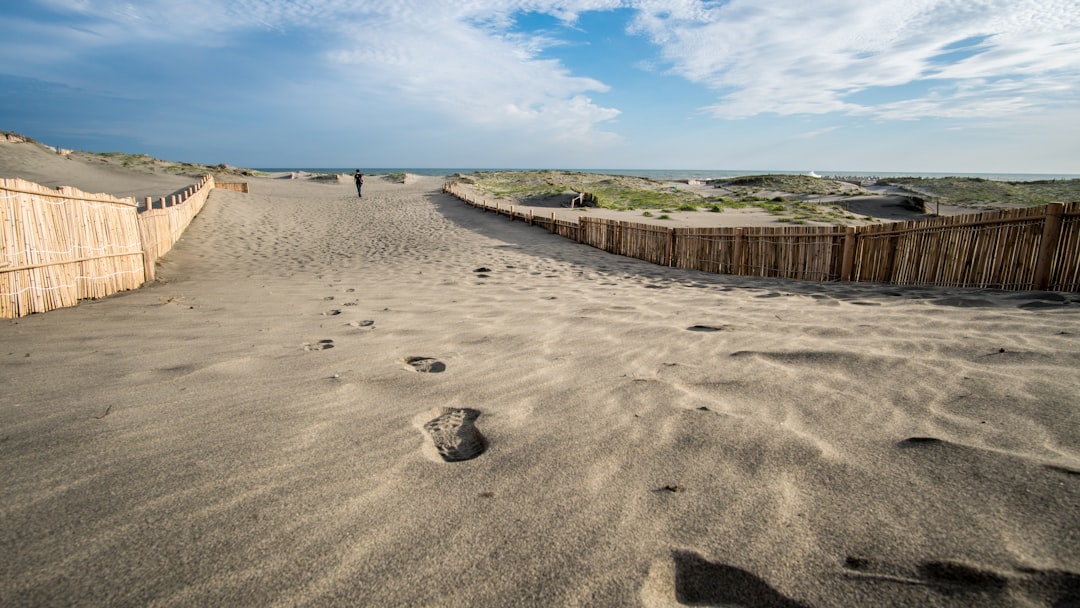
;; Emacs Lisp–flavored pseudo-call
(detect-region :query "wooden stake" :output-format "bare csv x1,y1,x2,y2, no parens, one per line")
1033,203,1065,291
841,226,857,282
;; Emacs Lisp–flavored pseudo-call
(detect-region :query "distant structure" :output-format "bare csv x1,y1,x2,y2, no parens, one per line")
826,174,881,186
2,131,72,155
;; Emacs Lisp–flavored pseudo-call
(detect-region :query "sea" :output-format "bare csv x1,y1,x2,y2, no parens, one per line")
255,168,1080,182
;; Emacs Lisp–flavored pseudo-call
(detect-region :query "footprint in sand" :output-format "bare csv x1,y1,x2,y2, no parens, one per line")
323,309,342,316
348,320,375,329
842,555,1078,604
403,356,446,373
687,325,729,332
897,436,944,447
422,408,486,462
303,339,335,351
660,551,811,608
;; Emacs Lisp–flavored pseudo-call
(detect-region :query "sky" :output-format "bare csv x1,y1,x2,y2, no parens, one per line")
1,0,1079,173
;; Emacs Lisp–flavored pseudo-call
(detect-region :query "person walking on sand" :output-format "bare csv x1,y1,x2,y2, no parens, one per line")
353,170,364,198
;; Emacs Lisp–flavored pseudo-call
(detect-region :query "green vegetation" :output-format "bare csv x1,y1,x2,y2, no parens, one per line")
91,152,155,168
460,171,1076,226
80,151,254,177
710,174,853,196
702,195,862,224
461,170,873,225
382,172,407,183
464,170,703,210
879,177,1080,207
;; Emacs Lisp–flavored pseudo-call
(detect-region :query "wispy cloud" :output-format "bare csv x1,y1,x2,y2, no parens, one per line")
797,126,840,139
628,0,1080,120
6,1,1078,170
27,0,626,141
24,0,1080,127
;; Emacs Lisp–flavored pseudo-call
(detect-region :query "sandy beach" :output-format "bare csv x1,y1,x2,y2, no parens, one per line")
2,144,1080,607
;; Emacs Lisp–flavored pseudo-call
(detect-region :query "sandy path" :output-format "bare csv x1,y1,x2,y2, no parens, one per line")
2,167,1079,606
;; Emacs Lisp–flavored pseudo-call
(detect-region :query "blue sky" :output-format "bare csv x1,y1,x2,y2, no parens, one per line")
2,0,1078,173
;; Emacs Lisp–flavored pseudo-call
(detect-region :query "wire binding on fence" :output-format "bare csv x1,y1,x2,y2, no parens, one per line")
0,268,145,297
1,174,216,317
1,241,142,262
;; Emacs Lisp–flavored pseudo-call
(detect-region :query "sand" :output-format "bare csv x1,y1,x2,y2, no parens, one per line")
2,142,1080,607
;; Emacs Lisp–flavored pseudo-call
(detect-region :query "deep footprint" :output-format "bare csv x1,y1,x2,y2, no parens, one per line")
404,356,446,373
687,325,729,332
423,408,486,462
303,339,335,351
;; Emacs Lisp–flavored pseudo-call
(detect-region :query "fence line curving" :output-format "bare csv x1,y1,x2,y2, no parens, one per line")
1,174,225,318
443,181,1079,293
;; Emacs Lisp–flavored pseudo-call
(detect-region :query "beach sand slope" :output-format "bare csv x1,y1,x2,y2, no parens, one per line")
2,151,1079,606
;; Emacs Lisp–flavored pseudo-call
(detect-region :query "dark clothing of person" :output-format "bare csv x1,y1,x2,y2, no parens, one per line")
354,172,364,197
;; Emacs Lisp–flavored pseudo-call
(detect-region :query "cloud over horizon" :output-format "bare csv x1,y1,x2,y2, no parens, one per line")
2,0,1078,171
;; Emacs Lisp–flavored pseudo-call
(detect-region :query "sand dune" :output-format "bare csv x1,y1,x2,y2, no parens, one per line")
2,146,1079,606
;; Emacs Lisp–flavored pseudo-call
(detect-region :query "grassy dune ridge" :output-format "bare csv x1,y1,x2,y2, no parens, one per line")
459,170,868,224
880,176,1080,208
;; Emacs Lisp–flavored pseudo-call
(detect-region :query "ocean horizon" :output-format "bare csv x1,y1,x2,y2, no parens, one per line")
254,168,1080,182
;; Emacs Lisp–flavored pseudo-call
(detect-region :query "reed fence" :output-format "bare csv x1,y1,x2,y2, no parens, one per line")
216,181,249,193
1,174,217,318
443,181,1079,292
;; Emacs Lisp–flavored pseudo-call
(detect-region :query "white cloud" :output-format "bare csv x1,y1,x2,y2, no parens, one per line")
12,0,1078,170
27,0,625,142
797,126,840,140
327,5,622,135
627,0,1080,121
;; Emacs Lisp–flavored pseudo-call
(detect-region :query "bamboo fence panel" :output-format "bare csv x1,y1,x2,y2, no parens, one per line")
1049,202,1080,292
531,214,554,232
672,227,739,273
216,181,249,193
1,174,216,317
852,207,1052,289
139,175,214,281
0,178,143,317
438,182,1079,293
614,221,674,266
579,217,621,254
739,226,846,281
551,218,580,241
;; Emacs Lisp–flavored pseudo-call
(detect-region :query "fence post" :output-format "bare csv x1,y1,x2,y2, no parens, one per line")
1033,203,1064,291
145,196,152,210
733,228,745,275
550,212,555,234
668,228,675,267
881,230,898,283
841,227,857,282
